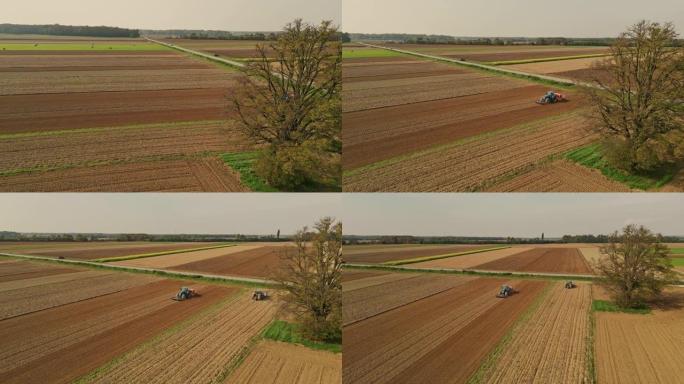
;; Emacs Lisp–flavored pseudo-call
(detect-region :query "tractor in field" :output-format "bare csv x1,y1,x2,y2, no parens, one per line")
496,285,517,298
252,291,269,301
536,91,568,105
565,281,576,289
172,287,199,301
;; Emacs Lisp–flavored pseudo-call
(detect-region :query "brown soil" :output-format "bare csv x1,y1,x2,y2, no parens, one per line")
0,157,248,192
0,50,174,55
505,57,601,74
0,88,234,134
343,62,465,81
112,245,263,269
412,247,532,270
442,49,608,62
0,260,79,282
487,159,630,192
27,242,218,260
341,270,387,282
171,245,295,278
344,113,593,192
473,248,593,274
0,280,232,384
343,277,547,384
343,85,579,169
343,245,492,264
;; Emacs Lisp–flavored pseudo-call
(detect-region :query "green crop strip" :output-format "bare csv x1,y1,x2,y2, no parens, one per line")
93,243,236,262
0,43,168,51
669,247,684,255
587,288,597,384
220,152,279,192
262,320,341,353
342,48,406,59
591,299,651,314
383,246,510,266
487,53,610,66
565,144,675,190
671,258,684,266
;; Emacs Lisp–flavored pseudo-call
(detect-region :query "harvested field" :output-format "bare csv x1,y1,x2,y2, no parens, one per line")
343,273,476,325
343,278,547,384
227,341,341,384
595,288,684,384
578,247,602,268
411,247,531,269
473,248,593,274
505,57,601,74
480,282,591,383
487,159,630,192
344,112,594,192
112,245,263,268
87,292,277,384
170,246,294,278
343,244,493,264
24,242,219,260
0,278,231,384
0,157,248,192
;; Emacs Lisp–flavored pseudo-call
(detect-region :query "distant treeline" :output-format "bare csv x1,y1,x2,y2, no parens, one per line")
0,23,140,38
0,231,288,243
344,234,684,245
143,30,279,40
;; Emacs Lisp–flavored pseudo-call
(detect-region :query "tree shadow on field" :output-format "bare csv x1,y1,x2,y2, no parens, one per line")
648,288,684,311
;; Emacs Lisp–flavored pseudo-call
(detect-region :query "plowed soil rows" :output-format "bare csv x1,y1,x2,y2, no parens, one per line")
0,269,158,320
343,72,529,112
343,61,465,82
171,246,294,278
0,121,249,172
344,245,492,264
0,69,235,95
344,113,593,192
481,282,591,383
448,49,606,62
343,278,547,384
578,247,602,268
506,57,601,74
0,88,234,134
0,260,79,282
113,245,263,268
0,50,173,56
343,274,476,325
383,43,607,59
227,341,341,384
87,292,276,384
342,272,418,292
553,68,613,84
595,288,684,384
26,242,217,260
341,270,387,282
411,247,532,269
0,270,104,291
473,248,593,274
0,279,231,384
343,85,577,169
0,54,202,70
487,159,630,192
0,157,247,192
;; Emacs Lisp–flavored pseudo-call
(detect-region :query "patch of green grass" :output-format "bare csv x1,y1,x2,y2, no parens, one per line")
342,48,405,59
220,152,279,192
565,143,675,190
488,53,609,66
0,43,168,51
671,258,684,266
383,246,510,266
262,320,341,353
592,299,651,314
669,248,684,255
93,243,236,262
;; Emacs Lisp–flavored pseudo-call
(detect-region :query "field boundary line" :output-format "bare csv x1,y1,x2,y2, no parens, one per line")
146,38,245,69
93,243,236,262
0,252,275,287
383,246,510,265
488,53,610,66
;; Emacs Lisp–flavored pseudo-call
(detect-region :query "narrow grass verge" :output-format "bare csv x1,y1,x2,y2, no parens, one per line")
669,247,684,255
488,53,609,66
262,320,341,353
671,258,684,266
587,285,598,384
93,243,236,262
565,143,675,190
220,152,279,192
342,48,406,59
467,283,552,384
383,246,510,266
591,299,651,314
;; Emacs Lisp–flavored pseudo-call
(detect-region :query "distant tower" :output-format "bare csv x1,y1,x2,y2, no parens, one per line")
542,232,545,241
277,229,280,240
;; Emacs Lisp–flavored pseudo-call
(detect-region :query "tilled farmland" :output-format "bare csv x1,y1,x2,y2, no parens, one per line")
343,244,493,264
472,247,593,274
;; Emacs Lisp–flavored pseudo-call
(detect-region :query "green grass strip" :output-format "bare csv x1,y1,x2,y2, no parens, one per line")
467,283,552,384
591,299,651,314
383,246,510,266
565,143,675,190
342,48,406,59
670,258,684,266
488,53,609,66
93,243,236,263
587,290,597,384
0,43,168,51
669,248,684,255
262,320,341,353
220,152,279,192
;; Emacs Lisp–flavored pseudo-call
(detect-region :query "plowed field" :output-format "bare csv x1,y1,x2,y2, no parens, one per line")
112,245,262,268
344,112,594,192
343,277,547,384
506,57,601,75
473,247,592,274
411,247,531,269
341,270,387,282
227,341,341,384
480,282,591,383
0,259,79,282
171,245,295,278
344,244,492,264
24,242,218,260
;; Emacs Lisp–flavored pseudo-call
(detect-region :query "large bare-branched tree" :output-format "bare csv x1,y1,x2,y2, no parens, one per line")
233,19,341,191
586,20,684,172
274,217,342,341
596,224,676,308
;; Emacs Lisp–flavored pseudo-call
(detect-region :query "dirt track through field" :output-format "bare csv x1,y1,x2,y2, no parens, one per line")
227,341,341,384
343,278,547,384
481,282,591,383
473,248,593,274
171,245,294,278
343,245,492,264
411,247,531,270
88,292,276,384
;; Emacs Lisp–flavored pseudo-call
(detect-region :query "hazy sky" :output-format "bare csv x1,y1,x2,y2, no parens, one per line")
0,0,341,30
342,194,684,237
343,0,684,37
0,194,342,235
